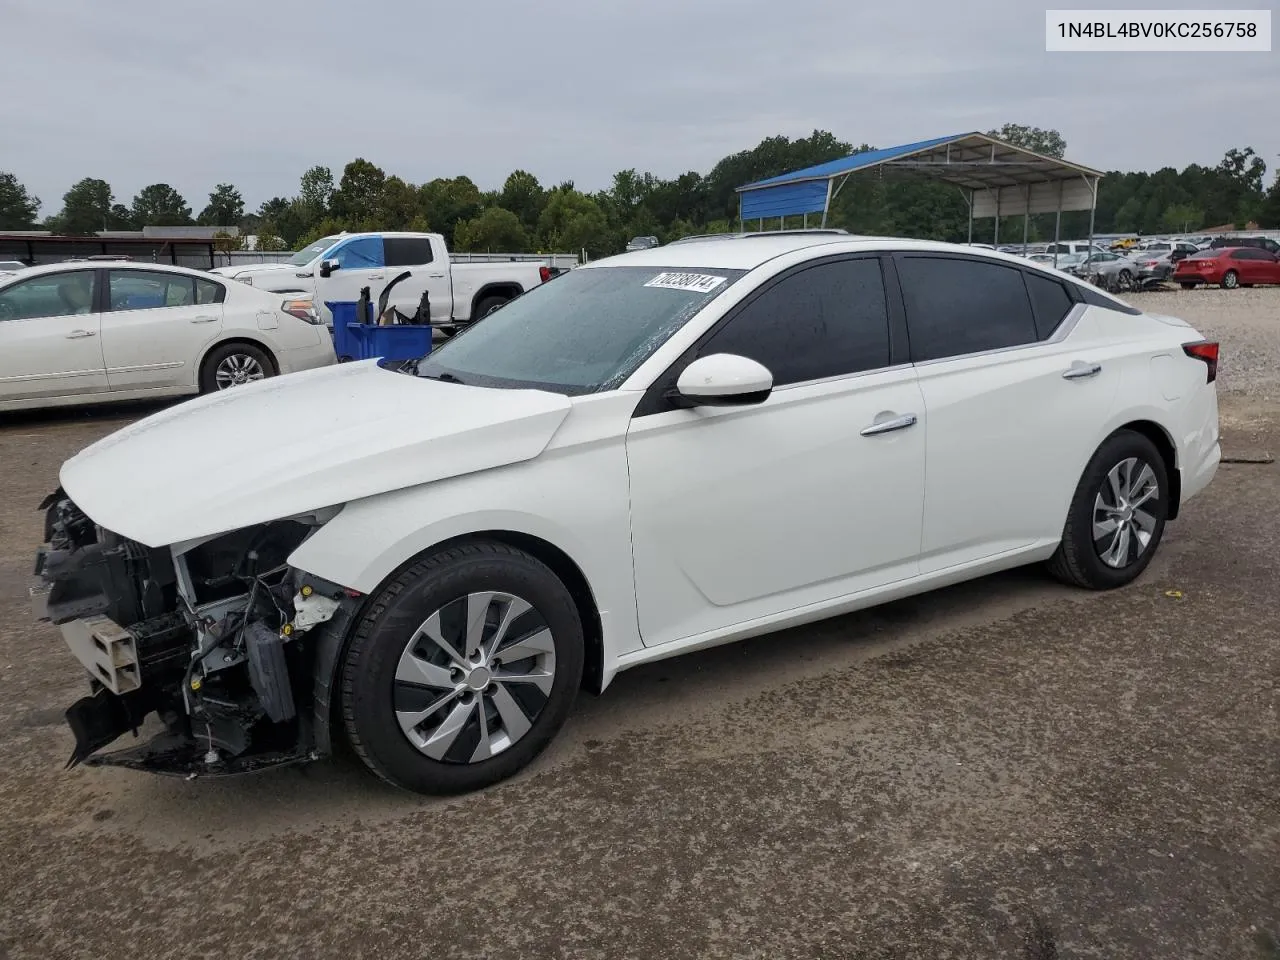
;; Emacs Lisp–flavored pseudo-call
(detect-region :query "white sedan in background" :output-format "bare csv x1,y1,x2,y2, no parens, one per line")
34,234,1220,796
0,261,335,411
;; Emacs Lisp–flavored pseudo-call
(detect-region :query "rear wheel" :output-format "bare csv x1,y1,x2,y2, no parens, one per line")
341,541,584,794
199,342,275,393
1221,270,1239,289
1180,282,1194,290
1047,430,1169,590
473,295,509,321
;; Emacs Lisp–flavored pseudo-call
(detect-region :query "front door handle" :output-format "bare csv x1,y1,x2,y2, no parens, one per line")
65,329,96,339
860,413,918,437
368,273,385,280
1062,362,1102,380
190,315,218,324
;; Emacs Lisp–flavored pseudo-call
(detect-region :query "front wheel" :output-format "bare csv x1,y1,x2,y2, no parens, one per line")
341,541,585,794
1180,282,1195,290
1221,270,1239,290
1116,269,1134,291
1046,430,1169,590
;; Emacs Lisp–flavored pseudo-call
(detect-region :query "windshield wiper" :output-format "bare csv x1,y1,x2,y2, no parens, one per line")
420,370,467,384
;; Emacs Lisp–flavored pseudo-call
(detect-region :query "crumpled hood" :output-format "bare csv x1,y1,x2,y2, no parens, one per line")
59,361,572,547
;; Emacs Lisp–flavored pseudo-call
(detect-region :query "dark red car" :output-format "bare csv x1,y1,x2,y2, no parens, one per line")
1174,247,1280,289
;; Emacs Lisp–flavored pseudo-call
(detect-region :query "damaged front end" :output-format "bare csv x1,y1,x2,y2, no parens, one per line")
31,490,360,778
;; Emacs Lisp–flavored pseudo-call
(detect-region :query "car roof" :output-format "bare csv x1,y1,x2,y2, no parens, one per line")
583,233,1145,274
0,260,210,281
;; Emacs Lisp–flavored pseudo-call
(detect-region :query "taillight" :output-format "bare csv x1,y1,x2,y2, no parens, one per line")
281,298,321,324
1183,340,1219,383
538,265,551,283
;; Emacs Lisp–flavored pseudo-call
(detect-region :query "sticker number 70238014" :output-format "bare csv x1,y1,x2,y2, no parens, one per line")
643,272,727,293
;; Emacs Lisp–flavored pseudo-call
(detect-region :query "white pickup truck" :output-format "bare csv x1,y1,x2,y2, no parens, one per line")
210,232,560,329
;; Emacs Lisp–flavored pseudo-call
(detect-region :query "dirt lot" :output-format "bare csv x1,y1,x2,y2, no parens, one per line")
1,287,1278,960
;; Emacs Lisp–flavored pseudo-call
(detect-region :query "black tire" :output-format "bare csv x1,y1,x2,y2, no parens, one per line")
340,540,584,794
1117,269,1134,291
473,295,508,321
1046,430,1170,590
1221,270,1239,290
199,341,275,393
1180,282,1194,290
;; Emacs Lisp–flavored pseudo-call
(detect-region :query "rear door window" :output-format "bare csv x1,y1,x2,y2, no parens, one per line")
384,237,434,266
107,270,195,311
896,256,1038,362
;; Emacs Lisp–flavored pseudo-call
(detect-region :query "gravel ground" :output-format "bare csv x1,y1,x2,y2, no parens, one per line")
1,291,1278,959
1129,286,1280,402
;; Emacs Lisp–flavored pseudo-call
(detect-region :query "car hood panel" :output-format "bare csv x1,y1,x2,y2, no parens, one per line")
59,361,572,547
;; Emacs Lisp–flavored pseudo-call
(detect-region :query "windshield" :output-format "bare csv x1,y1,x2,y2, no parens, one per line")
288,236,341,266
415,265,747,395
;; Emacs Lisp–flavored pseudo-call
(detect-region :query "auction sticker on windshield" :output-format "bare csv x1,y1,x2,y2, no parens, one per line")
644,272,727,293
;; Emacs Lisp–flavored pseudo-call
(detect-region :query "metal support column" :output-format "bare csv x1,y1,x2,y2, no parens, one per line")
738,194,743,233
1053,180,1063,268
821,177,835,228
1084,175,1098,258
1022,184,1030,253
993,187,1000,246
966,189,974,244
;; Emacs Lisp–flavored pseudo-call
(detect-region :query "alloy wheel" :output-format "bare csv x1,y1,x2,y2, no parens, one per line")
214,353,267,389
1092,457,1160,568
393,591,555,764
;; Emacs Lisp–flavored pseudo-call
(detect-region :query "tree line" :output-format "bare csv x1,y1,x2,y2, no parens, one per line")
1,123,1277,257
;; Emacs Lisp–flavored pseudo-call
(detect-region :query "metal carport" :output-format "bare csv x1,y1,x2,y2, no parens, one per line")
735,132,1105,258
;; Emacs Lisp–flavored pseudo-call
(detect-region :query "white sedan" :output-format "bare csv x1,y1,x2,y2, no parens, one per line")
32,234,1220,795
0,261,335,411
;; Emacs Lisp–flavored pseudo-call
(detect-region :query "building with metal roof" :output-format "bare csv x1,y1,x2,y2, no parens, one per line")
735,131,1105,251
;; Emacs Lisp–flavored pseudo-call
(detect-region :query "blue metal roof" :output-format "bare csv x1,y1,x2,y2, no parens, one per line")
738,133,973,191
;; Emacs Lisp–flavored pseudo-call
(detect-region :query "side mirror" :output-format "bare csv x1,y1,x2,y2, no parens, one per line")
672,353,773,407
319,259,340,278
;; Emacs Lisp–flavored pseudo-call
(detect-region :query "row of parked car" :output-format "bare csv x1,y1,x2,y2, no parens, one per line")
979,234,1280,292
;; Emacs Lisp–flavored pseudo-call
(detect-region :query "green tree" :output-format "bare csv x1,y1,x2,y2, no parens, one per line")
455,206,530,252
131,183,192,226
986,123,1067,158
254,223,288,251
0,172,41,229
55,177,116,234
418,176,484,246
198,183,245,227
298,165,335,222
499,170,546,231
1257,172,1280,229
538,188,612,257
378,175,419,229
333,158,386,227
1160,202,1204,233
257,196,291,223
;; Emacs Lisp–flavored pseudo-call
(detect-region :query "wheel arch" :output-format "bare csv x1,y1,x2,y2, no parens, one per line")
1110,419,1182,520
309,527,606,756
469,282,524,320
198,335,280,381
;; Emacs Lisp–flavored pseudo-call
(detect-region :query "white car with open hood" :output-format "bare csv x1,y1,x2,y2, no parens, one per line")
31,233,1221,795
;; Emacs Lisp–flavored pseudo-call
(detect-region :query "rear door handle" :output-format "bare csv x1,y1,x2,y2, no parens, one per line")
427,273,446,279
860,413,917,437
368,274,385,280
190,315,218,324
1063,362,1102,380
65,329,96,339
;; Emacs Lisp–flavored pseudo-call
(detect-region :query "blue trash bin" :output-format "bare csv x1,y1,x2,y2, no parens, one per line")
325,300,431,364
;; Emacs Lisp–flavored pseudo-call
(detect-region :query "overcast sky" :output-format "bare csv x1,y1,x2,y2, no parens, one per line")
2,0,1276,216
